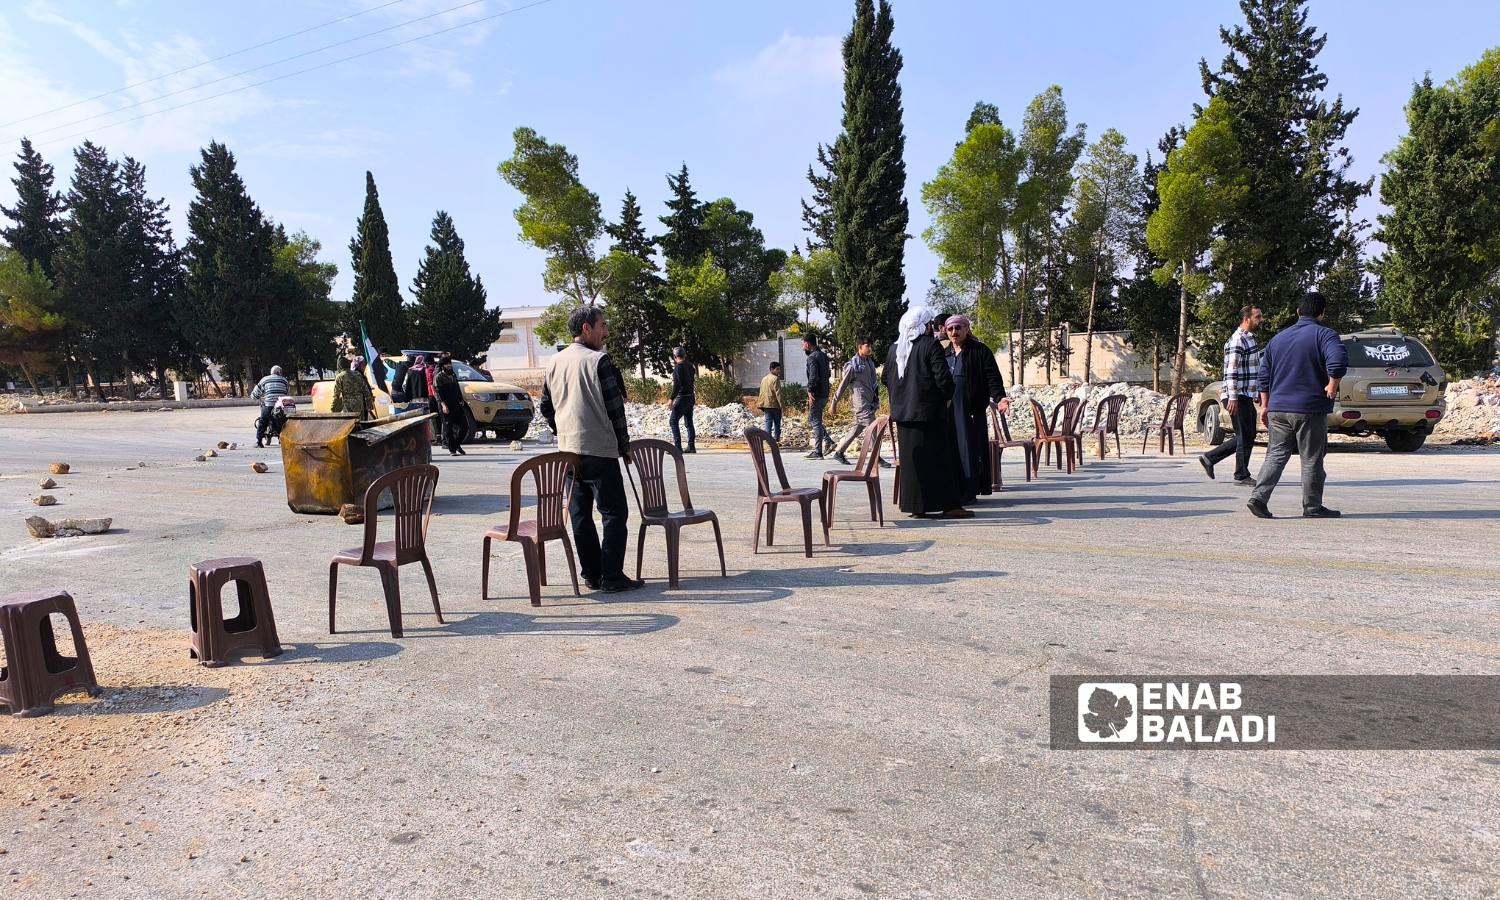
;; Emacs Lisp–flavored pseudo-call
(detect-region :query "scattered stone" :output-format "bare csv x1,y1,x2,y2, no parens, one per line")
24,517,51,538
20,516,105,538
228,443,238,450
32,495,56,507
193,455,206,463
249,462,269,474
508,440,523,451
205,449,218,458
339,504,365,525
48,462,70,474
38,477,56,489
216,441,229,450
137,461,147,468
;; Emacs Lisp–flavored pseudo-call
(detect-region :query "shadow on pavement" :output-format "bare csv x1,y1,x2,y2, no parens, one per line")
50,685,231,716
406,610,679,639
268,640,403,665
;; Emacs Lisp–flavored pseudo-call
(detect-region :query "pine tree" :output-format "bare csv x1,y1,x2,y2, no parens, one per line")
408,210,500,360
54,141,133,398
1,138,67,280
348,171,406,348
656,164,706,265
183,141,277,392
831,0,909,359
120,157,187,386
799,142,838,250
1200,0,1370,323
602,190,671,376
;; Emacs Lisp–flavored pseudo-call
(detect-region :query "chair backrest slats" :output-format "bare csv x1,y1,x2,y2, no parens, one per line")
361,464,439,562
856,417,890,476
507,451,579,537
1028,398,1052,437
743,427,792,495
625,439,683,517
1095,394,1126,433
1170,393,1191,428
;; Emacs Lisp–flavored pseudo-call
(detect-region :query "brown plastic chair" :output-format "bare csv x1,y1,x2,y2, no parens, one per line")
328,464,443,638
1046,397,1086,469
890,423,902,504
988,407,1035,489
1028,398,1076,475
0,590,100,717
1142,394,1192,454
483,451,580,606
744,427,827,557
189,558,282,667
626,439,726,589
821,415,889,529
1090,395,1127,459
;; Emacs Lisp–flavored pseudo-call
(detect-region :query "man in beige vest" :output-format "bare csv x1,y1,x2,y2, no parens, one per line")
540,306,642,593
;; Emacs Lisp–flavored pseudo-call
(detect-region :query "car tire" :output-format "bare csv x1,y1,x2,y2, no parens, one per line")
1384,430,1427,453
464,408,483,443
1199,402,1224,446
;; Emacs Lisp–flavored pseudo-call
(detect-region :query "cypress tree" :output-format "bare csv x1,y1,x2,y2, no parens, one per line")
1,138,67,280
831,0,909,358
408,210,500,360
1200,0,1369,324
183,141,277,391
656,164,706,265
348,171,406,348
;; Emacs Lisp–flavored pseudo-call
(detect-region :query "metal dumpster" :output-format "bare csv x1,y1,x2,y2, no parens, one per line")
278,409,436,514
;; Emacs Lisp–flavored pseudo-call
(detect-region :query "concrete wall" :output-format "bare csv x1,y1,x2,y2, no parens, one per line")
993,328,1210,386
730,333,811,390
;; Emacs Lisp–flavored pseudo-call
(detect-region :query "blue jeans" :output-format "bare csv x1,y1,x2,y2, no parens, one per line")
762,408,782,442
807,393,830,452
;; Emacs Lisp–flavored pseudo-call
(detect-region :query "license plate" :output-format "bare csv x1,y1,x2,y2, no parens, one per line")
1369,385,1412,397
506,401,530,410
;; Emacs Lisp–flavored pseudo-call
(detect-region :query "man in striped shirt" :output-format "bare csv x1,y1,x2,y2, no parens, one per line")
251,366,291,448
1198,306,1263,485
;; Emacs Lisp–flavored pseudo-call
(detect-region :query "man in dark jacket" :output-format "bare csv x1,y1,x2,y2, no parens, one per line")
942,315,1008,504
883,308,971,519
668,346,696,454
1247,292,1349,519
803,334,832,459
433,355,468,456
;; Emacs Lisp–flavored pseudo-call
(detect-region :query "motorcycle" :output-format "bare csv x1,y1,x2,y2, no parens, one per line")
255,396,298,444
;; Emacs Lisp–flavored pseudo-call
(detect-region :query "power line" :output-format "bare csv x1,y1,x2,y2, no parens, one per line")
1,0,410,129
11,0,492,142
34,0,557,151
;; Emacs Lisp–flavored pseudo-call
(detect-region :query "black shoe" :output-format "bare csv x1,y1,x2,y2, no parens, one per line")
1197,455,1215,480
1247,498,1273,519
878,458,893,469
255,441,264,449
804,451,823,460
685,446,696,454
449,450,459,456
456,447,466,455
599,576,644,593
1303,506,1342,518
1233,477,1256,487
832,452,851,466
584,576,600,591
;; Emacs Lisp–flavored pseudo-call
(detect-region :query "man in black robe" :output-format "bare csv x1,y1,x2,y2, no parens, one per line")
942,314,1009,504
883,307,972,519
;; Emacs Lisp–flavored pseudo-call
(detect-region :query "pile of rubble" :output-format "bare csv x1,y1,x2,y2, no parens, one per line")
1435,375,1500,444
1001,383,1170,438
529,403,813,448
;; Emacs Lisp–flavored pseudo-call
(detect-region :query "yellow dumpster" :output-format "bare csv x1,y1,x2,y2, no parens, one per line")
278,409,435,514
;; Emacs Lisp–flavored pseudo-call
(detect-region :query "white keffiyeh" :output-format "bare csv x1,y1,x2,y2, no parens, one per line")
894,306,935,378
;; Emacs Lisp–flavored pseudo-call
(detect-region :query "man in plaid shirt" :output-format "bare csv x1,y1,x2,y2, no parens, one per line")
1198,305,1263,485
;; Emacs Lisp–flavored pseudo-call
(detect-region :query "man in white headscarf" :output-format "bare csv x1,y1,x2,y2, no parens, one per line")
882,307,971,519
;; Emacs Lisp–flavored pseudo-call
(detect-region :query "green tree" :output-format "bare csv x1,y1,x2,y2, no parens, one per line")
183,141,278,394
1147,97,1249,395
271,228,341,384
1374,47,1500,371
1122,146,1185,392
1068,128,1140,383
1318,215,1376,335
1201,0,1370,323
0,248,65,393
799,142,838,251
688,197,791,371
1,138,67,281
656,164,708,265
1015,86,1086,384
498,127,606,345
53,141,133,398
775,246,838,325
921,116,1024,360
408,210,501,360
120,157,188,388
601,189,671,376
347,171,406,348
831,0,909,359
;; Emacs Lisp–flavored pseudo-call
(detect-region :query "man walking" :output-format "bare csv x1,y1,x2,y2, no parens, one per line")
540,306,643,593
758,362,784,441
1199,306,1264,486
668,346,696,454
802,334,832,459
250,365,290,448
829,338,889,468
433,355,468,456
1247,292,1349,519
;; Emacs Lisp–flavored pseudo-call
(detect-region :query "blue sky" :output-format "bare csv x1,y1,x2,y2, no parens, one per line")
2,0,1496,318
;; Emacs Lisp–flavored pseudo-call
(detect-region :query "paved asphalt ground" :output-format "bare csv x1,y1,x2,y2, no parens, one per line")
0,408,1496,899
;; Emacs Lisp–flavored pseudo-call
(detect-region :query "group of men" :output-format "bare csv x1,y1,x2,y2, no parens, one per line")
1198,291,1349,518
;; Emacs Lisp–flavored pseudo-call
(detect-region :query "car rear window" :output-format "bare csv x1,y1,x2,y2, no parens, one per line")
1343,337,1434,368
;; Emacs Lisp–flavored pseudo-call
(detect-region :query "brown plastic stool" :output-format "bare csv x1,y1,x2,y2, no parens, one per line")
0,590,101,718
189,558,283,667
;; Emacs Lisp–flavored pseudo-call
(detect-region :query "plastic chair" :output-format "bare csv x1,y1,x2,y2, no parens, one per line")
744,427,827,557
482,451,581,606
1090,395,1127,459
821,415,889,529
988,407,1035,489
1028,398,1076,475
625,439,726,589
1046,397,1086,469
1142,394,1192,454
328,464,442,638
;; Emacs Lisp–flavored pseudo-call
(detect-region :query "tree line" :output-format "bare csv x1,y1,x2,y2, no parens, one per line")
0,140,498,398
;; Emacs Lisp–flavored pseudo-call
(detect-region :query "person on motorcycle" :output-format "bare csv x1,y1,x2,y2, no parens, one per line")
251,365,291,448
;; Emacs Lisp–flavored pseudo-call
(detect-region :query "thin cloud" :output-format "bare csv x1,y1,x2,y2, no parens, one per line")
714,31,842,99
